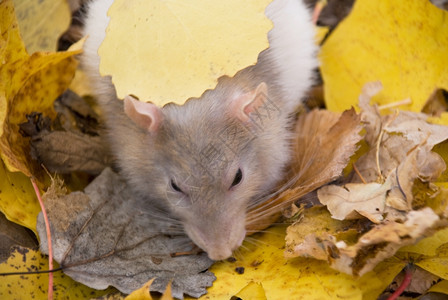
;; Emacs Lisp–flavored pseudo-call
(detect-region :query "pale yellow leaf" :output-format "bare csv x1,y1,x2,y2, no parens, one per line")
234,282,267,300
429,280,448,295
321,0,448,112
125,279,155,300
0,159,40,234
99,0,272,106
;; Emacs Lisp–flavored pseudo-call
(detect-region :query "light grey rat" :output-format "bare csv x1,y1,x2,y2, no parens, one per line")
83,0,317,260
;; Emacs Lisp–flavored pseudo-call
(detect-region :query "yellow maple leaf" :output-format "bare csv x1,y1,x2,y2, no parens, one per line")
99,0,272,106
0,0,81,177
429,280,448,295
0,247,112,299
13,0,71,53
320,0,448,112
406,231,448,280
0,160,40,233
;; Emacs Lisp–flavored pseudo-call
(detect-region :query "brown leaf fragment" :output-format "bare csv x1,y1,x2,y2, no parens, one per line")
384,148,446,212
317,182,389,223
37,168,215,299
247,108,363,232
385,111,448,152
422,88,448,117
31,131,108,174
391,266,440,295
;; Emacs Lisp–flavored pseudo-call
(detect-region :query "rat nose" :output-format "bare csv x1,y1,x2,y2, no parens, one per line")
204,229,246,261
207,248,233,261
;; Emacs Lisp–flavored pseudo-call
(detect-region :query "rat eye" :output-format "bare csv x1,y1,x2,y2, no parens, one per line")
230,168,243,188
170,180,183,193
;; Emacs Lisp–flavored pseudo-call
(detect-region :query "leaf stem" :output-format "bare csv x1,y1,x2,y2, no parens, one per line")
31,177,53,300
387,264,413,300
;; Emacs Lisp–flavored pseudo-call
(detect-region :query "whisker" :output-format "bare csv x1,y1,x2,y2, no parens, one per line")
239,243,251,252
232,249,244,262
242,237,260,247
244,236,271,247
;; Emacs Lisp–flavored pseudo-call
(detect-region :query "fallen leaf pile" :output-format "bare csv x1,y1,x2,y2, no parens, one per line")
320,0,448,112
285,83,448,277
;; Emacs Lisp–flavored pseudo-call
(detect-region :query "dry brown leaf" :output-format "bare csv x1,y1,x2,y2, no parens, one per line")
286,207,446,276
246,108,363,232
392,267,440,295
37,168,215,299
354,82,448,184
31,131,108,174
318,182,389,223
422,88,448,117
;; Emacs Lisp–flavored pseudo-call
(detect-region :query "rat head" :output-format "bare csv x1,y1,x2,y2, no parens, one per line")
121,81,290,260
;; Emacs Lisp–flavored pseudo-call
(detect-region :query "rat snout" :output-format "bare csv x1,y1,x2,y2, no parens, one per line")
184,218,246,261
206,245,233,261
204,228,246,261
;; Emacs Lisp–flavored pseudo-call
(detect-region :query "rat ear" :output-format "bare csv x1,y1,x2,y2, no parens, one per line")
124,95,163,132
232,82,268,122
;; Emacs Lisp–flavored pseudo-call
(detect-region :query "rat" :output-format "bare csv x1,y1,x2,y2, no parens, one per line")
82,0,317,260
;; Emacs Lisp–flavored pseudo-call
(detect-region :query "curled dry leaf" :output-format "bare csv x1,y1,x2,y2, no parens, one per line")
317,182,389,223
286,207,447,276
246,108,363,232
354,82,448,184
37,168,215,299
